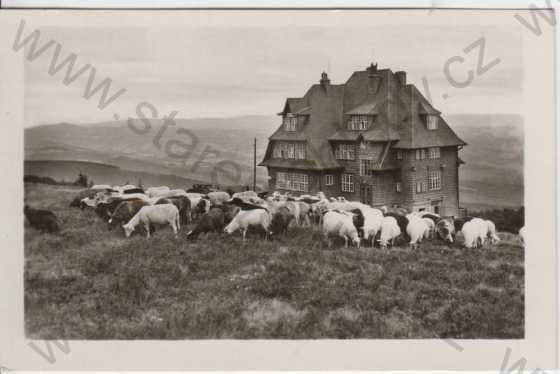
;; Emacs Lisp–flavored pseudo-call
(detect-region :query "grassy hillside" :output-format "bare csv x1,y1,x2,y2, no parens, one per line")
25,183,524,339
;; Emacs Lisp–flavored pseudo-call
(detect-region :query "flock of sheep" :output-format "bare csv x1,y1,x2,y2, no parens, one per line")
25,183,526,249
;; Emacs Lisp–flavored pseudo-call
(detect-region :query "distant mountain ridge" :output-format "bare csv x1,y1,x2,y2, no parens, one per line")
25,113,524,209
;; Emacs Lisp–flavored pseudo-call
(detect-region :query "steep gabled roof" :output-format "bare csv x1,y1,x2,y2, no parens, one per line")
261,84,345,170
261,63,467,170
393,85,466,148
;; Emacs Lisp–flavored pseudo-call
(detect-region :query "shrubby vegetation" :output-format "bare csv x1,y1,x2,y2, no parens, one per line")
468,207,524,233
24,172,94,188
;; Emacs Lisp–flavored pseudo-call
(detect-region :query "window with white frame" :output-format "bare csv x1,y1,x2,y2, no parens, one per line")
428,147,441,159
283,115,298,131
273,142,306,160
429,170,442,190
325,174,334,186
276,172,309,192
396,182,402,192
396,150,404,160
427,115,438,130
359,159,375,176
349,115,369,130
415,149,427,160
335,144,355,160
341,174,354,192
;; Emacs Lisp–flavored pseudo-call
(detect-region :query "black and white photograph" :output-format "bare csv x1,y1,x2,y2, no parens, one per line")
0,6,556,370
19,10,529,340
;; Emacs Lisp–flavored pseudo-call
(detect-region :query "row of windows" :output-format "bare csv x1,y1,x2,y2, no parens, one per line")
335,146,441,162
276,170,441,194
272,142,306,160
276,172,309,192
284,114,437,132
415,147,441,160
396,147,441,160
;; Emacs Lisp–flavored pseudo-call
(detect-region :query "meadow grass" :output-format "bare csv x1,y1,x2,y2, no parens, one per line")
24,183,524,339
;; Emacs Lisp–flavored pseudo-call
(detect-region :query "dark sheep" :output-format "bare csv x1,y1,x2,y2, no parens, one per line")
24,205,59,233
123,188,144,194
257,191,270,199
95,197,130,221
219,203,241,224
350,208,365,237
107,200,149,231
420,213,441,223
229,197,266,211
186,207,225,239
270,206,293,236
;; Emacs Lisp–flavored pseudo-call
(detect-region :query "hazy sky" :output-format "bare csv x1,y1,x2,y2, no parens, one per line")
23,11,524,126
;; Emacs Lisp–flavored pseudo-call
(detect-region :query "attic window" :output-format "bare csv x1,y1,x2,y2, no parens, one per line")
283,115,298,131
349,115,370,131
427,115,438,130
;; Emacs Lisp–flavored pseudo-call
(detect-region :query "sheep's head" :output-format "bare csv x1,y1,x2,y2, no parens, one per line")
122,224,134,237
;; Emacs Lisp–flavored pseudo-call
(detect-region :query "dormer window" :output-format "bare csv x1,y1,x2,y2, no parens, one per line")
349,115,370,131
427,115,438,130
283,115,298,131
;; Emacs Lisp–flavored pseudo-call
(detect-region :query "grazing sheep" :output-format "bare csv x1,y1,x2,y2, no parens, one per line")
108,200,150,231
462,220,482,249
485,219,500,244
422,217,436,239
224,209,272,241
322,210,360,248
186,207,227,239
471,218,488,247
24,205,59,233
379,216,401,249
406,214,429,250
122,204,180,238
270,206,293,236
361,207,384,248
436,218,455,243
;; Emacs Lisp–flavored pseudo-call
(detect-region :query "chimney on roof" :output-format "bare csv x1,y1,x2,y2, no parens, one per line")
320,71,330,91
395,71,407,86
367,63,381,94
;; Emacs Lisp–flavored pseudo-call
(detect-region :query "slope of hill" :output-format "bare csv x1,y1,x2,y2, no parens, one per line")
24,114,524,208
24,160,205,188
25,116,278,187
